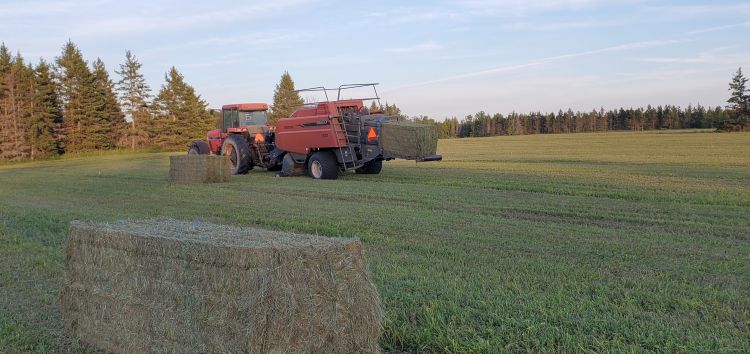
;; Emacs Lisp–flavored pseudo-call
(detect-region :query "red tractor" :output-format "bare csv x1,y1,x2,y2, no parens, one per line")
188,84,440,179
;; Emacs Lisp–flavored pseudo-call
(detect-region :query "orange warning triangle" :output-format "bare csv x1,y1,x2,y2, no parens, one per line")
367,127,377,141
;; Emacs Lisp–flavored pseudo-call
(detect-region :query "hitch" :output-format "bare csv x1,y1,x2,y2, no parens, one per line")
416,154,443,162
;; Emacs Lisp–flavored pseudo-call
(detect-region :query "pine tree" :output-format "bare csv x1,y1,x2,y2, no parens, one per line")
152,67,211,149
116,50,151,149
29,59,62,158
269,71,303,125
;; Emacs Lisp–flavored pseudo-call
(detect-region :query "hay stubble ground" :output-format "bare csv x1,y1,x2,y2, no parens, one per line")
1,131,749,353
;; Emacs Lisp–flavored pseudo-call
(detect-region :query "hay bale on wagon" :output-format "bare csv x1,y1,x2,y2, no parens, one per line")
61,219,383,353
168,155,231,184
380,120,438,159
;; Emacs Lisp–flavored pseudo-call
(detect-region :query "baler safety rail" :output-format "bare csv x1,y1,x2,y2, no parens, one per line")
295,83,383,107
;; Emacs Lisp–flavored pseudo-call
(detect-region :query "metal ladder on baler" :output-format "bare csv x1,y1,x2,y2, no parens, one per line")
332,113,361,170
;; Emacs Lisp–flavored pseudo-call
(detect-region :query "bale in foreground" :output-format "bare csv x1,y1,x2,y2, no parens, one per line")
380,120,438,159
168,155,231,184
61,219,383,353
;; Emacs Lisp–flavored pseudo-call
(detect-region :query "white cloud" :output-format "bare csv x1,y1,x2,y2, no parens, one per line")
457,0,641,16
385,41,442,53
69,0,313,39
687,21,750,35
633,48,750,65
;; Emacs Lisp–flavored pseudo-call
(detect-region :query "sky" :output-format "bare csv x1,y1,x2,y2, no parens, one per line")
1,0,749,119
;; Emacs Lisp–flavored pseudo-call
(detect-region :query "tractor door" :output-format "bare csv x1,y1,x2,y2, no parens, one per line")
221,108,240,132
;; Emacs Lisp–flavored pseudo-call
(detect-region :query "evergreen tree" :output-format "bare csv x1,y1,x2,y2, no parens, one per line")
721,67,750,130
269,71,303,125
29,59,62,158
116,50,151,148
56,40,114,152
151,67,211,149
92,58,126,147
0,52,34,160
0,43,12,158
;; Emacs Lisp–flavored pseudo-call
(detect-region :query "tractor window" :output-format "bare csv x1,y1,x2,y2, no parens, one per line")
222,109,239,131
239,110,268,126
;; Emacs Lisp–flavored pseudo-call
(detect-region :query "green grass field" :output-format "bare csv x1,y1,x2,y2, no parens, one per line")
1,131,749,353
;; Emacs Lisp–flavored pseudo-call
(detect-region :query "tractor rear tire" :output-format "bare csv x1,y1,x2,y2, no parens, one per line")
188,140,210,155
222,134,252,174
308,151,339,180
355,159,383,174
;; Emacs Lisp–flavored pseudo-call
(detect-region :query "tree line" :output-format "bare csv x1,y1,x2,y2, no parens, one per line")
1,40,748,161
0,41,213,161
403,68,750,138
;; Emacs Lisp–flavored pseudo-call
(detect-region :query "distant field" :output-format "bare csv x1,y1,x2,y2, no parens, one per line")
1,131,749,353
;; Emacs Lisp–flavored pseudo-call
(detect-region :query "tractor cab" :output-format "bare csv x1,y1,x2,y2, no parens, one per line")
220,103,269,134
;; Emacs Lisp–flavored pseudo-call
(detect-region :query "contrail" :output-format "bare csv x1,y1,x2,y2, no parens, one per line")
384,24,741,93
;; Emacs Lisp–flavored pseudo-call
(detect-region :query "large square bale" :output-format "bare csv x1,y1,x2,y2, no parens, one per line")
168,155,231,184
61,219,382,353
380,120,438,159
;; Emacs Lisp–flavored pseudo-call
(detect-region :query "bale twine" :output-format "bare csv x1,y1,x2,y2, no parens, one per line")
380,121,438,159
168,155,231,184
60,219,383,353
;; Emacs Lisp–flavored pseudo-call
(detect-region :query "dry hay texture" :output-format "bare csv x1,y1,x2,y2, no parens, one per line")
380,120,438,159
60,219,383,353
168,155,231,184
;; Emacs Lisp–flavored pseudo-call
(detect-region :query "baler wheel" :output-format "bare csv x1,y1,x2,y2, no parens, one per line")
355,159,383,174
308,151,339,180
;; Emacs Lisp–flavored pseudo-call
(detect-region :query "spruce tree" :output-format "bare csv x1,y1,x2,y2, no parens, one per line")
152,67,211,149
269,71,303,125
723,67,750,130
92,58,126,147
116,50,151,148
29,59,62,158
56,41,93,152
0,53,34,160
0,44,12,158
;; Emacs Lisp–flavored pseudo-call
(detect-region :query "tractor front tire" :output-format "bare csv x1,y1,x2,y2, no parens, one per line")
308,151,339,180
355,159,383,174
188,140,210,155
222,134,252,174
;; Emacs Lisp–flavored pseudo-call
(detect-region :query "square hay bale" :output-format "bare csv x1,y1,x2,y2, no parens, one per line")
61,219,383,353
380,120,438,159
168,155,231,184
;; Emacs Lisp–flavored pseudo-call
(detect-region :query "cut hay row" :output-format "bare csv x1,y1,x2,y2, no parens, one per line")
380,120,438,159
61,219,383,353
168,155,231,184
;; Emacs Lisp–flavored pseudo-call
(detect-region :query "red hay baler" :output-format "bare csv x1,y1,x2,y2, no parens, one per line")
188,84,441,179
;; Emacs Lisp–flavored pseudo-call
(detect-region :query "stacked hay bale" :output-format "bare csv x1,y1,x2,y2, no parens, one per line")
61,219,382,353
379,120,438,159
168,155,231,184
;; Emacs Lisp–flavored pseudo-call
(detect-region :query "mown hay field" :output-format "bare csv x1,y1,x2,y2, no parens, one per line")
1,130,749,353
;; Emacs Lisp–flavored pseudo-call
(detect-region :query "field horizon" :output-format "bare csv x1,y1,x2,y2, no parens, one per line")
1,130,749,352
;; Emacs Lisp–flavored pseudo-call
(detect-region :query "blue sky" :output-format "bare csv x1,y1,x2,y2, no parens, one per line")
1,0,749,119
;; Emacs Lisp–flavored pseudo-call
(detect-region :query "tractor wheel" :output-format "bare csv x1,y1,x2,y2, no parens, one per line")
308,151,339,180
221,135,252,174
188,140,210,155
355,159,383,174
